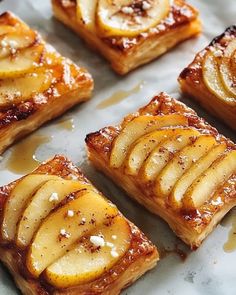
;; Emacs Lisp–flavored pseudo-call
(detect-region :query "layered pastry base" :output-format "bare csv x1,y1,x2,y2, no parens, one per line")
86,93,236,249
0,155,158,295
179,25,236,130
0,12,93,154
52,0,201,74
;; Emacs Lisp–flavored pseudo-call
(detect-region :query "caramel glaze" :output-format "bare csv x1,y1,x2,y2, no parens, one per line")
179,25,236,87
56,0,199,52
0,155,157,293
86,93,236,237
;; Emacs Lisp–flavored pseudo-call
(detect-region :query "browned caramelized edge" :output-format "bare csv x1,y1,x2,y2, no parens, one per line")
179,25,236,86
85,92,236,232
0,11,93,129
0,155,157,292
55,0,200,52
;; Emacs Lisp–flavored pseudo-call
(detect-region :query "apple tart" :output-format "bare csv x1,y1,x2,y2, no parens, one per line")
0,155,158,295
51,0,201,75
179,25,236,130
0,12,93,154
86,92,236,249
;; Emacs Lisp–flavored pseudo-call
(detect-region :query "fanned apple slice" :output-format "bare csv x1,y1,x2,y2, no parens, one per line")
76,0,97,31
0,30,38,59
0,25,16,36
26,190,118,277
124,128,190,176
110,114,188,168
16,179,91,248
97,0,170,37
0,69,53,108
0,43,44,78
140,129,200,182
182,150,236,209
45,215,131,288
1,174,60,241
169,143,226,208
203,51,235,104
155,135,217,198
219,39,236,96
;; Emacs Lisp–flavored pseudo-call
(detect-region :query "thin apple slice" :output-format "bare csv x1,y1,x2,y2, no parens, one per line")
169,143,227,208
0,68,53,108
97,0,170,37
219,39,236,96
45,215,131,288
155,135,217,198
202,51,235,104
16,179,91,248
26,190,118,277
124,128,188,176
0,25,16,36
0,43,44,79
76,0,97,31
0,30,38,59
1,174,61,241
182,150,236,209
140,129,200,182
110,114,189,169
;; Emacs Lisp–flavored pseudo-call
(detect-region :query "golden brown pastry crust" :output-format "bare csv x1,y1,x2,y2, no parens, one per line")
0,12,93,154
85,93,236,249
51,0,201,75
0,155,158,295
179,25,236,130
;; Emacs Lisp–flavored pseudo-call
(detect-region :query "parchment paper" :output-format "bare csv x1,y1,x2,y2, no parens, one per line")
0,1,235,294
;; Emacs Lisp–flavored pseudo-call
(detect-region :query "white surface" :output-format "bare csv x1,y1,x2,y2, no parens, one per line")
0,1,236,294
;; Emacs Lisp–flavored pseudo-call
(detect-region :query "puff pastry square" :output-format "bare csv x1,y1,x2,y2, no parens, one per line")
0,155,158,295
179,25,236,130
86,92,236,249
0,12,93,154
52,0,201,75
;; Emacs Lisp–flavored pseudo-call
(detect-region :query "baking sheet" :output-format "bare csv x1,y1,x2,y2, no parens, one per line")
0,0,236,294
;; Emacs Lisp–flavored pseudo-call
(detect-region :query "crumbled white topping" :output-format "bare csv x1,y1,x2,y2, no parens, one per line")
111,249,119,258
15,91,21,97
60,229,66,235
176,136,182,142
60,228,70,238
67,210,74,217
106,242,114,248
0,40,7,47
213,49,223,57
90,235,105,247
8,40,18,48
111,235,117,240
121,6,134,14
142,1,151,10
49,192,59,202
81,217,86,223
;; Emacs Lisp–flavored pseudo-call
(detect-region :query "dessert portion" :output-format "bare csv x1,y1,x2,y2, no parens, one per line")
86,93,236,249
0,11,93,154
52,0,201,74
0,155,158,295
179,25,236,130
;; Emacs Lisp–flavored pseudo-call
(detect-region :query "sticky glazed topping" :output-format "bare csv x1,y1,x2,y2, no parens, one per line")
0,156,138,289
180,25,236,106
58,0,199,51
86,94,236,230
0,12,92,127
